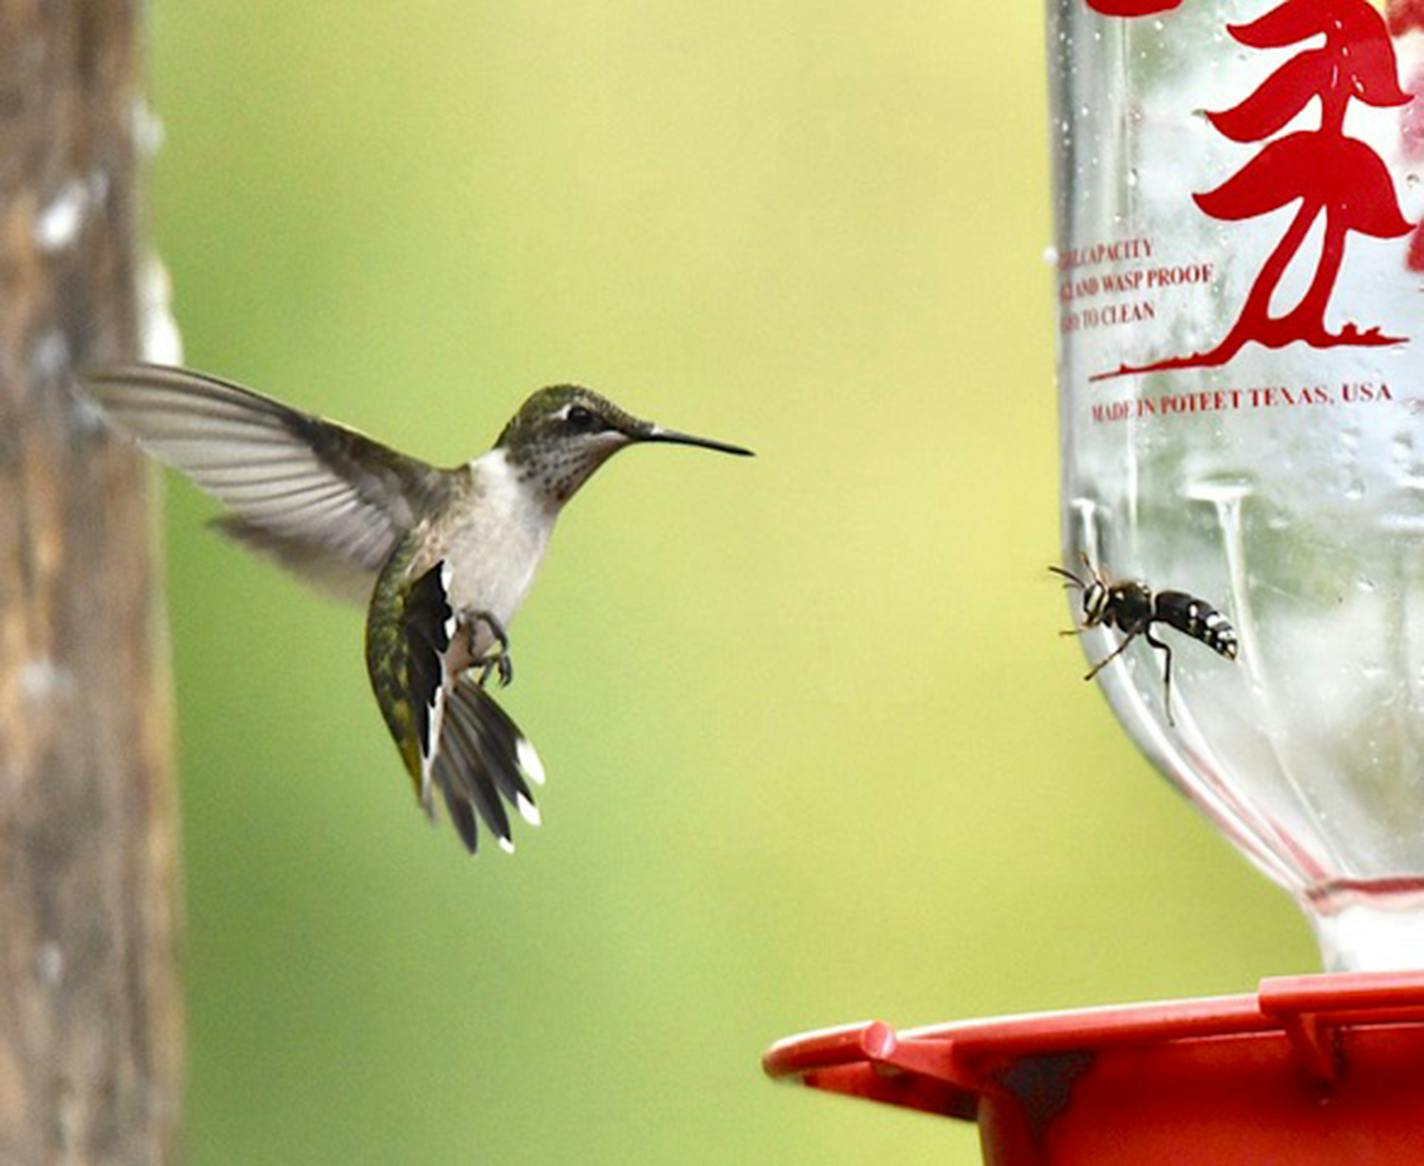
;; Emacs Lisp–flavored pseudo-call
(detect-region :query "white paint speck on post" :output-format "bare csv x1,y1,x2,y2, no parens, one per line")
34,180,88,252
33,171,109,254
20,659,72,702
139,255,184,365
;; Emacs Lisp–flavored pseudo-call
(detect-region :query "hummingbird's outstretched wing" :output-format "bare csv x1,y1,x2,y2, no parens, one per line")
81,364,454,602
369,559,544,854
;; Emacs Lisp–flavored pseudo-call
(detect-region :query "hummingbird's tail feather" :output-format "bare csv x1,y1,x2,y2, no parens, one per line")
368,553,541,854
435,686,511,853
79,363,452,595
433,675,544,855
436,776,481,853
446,674,539,812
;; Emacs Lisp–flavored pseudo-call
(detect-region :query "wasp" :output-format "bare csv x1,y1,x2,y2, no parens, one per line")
1050,556,1238,723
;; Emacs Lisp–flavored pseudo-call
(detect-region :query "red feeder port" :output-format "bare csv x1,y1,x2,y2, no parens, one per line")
764,972,1424,1164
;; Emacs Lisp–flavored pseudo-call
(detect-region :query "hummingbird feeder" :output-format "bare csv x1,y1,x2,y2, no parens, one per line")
765,1,1424,1160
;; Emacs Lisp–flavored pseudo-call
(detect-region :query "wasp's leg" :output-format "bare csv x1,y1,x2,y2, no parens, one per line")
463,609,514,688
1144,628,1175,726
1083,629,1140,682
1060,627,1086,637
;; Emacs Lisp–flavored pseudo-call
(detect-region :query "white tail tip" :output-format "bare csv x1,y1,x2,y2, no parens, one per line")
516,792,542,827
516,738,546,786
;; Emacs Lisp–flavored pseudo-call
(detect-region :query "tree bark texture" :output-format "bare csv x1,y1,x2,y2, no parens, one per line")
0,2,183,1162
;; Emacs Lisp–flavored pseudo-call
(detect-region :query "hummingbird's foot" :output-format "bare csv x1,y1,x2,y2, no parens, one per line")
466,610,514,688
476,653,513,689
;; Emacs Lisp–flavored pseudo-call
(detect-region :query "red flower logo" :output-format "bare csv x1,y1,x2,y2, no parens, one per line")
1095,0,1414,379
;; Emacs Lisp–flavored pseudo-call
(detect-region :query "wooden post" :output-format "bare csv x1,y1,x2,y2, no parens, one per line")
0,1,183,1161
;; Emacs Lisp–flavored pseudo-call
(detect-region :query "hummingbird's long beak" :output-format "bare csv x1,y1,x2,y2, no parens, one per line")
641,425,754,457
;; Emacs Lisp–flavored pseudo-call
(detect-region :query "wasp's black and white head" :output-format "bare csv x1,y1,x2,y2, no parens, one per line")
1050,558,1117,628
1081,578,1111,626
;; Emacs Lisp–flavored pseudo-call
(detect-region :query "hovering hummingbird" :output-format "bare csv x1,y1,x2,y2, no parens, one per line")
82,365,753,855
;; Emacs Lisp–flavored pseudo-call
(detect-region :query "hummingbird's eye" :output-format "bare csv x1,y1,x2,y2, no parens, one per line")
565,405,599,430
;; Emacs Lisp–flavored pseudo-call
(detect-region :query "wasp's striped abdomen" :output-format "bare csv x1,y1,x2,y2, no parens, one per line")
1154,590,1238,660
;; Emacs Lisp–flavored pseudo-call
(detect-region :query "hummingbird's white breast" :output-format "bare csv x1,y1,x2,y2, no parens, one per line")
442,448,558,636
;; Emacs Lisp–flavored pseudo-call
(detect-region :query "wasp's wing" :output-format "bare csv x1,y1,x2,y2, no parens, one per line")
81,364,454,602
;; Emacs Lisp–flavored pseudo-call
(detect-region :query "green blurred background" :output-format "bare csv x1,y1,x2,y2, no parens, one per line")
145,3,1313,1162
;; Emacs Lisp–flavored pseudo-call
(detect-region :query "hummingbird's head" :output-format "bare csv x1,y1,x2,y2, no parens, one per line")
496,385,753,505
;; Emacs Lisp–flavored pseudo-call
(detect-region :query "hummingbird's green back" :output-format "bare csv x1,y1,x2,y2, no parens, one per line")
365,535,431,790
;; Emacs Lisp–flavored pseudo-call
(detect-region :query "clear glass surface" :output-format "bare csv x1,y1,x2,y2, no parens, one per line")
1049,0,1424,970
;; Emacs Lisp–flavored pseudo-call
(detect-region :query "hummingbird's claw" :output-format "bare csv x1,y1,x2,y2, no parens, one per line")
474,652,514,689
466,610,514,689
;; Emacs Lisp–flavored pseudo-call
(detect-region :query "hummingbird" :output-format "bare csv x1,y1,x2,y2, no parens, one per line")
81,364,753,855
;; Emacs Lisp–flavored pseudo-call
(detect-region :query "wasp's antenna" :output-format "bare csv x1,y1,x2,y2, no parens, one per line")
1048,564,1086,590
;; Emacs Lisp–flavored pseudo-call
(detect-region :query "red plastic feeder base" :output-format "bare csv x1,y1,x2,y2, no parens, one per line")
764,972,1424,1165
